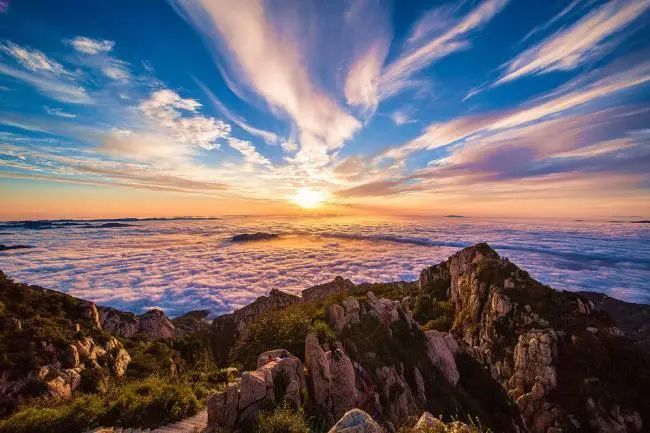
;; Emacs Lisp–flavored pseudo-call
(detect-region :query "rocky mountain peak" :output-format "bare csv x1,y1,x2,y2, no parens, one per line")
98,306,175,339
419,243,648,433
302,276,356,302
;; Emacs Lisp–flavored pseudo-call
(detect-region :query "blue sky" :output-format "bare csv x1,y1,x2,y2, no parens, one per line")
0,0,649,218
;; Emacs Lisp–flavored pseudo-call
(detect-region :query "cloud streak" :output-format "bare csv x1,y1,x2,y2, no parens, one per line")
172,0,362,171
379,0,508,99
496,0,649,85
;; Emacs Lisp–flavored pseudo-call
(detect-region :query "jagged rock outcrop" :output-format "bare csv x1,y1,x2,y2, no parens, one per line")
424,330,459,386
328,297,361,332
578,291,650,352
0,272,135,412
304,334,358,420
137,309,176,339
375,365,418,425
99,307,175,339
17,336,131,402
206,350,306,433
419,243,648,433
302,276,356,302
328,409,383,433
305,334,332,407
81,302,102,330
256,349,300,368
365,292,416,329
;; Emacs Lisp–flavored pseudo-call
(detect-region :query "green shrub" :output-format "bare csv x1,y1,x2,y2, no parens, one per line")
0,394,105,433
229,304,331,370
257,405,310,433
104,377,199,427
79,367,109,394
0,377,202,433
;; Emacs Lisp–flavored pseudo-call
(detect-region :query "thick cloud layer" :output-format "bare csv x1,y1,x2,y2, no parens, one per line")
1,216,648,316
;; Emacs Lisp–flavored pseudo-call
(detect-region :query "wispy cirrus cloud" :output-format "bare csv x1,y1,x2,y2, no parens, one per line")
196,79,279,145
67,36,131,82
495,0,649,85
379,0,508,100
342,0,391,117
172,0,362,171
68,36,114,54
0,41,92,103
1,41,73,76
382,58,650,163
44,106,76,118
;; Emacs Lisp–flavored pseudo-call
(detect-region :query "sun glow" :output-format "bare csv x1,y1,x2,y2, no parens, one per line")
291,187,327,209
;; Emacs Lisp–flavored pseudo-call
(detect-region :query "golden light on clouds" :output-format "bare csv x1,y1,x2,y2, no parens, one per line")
291,187,327,209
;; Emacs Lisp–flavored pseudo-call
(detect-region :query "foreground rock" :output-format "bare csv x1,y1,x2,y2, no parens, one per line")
305,334,357,420
206,350,306,432
328,409,383,433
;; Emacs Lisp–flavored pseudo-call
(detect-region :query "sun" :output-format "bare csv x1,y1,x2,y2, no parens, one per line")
291,187,327,209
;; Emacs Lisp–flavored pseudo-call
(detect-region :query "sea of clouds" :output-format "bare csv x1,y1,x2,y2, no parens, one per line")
1,216,648,316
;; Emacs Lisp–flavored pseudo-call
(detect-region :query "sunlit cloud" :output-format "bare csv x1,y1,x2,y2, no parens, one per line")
1,41,73,75
172,0,362,172
137,88,230,151
68,36,115,55
382,58,650,163
0,41,91,103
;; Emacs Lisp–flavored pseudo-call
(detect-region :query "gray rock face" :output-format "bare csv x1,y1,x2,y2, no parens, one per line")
305,333,332,406
206,350,306,433
327,409,383,433
304,334,357,420
328,304,347,333
32,336,130,400
37,365,82,399
64,344,80,369
375,365,418,425
413,368,426,406
256,349,300,368
329,348,357,419
81,302,102,330
137,309,176,339
328,297,362,333
424,330,460,386
412,412,445,432
365,292,416,329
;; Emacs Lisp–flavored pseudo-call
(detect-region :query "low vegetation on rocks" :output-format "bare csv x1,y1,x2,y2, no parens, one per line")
0,376,206,433
257,405,311,433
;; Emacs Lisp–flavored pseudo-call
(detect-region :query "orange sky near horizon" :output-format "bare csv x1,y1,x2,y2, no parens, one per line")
2,177,649,221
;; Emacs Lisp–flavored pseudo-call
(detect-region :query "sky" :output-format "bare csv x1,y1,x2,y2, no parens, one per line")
0,0,649,219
